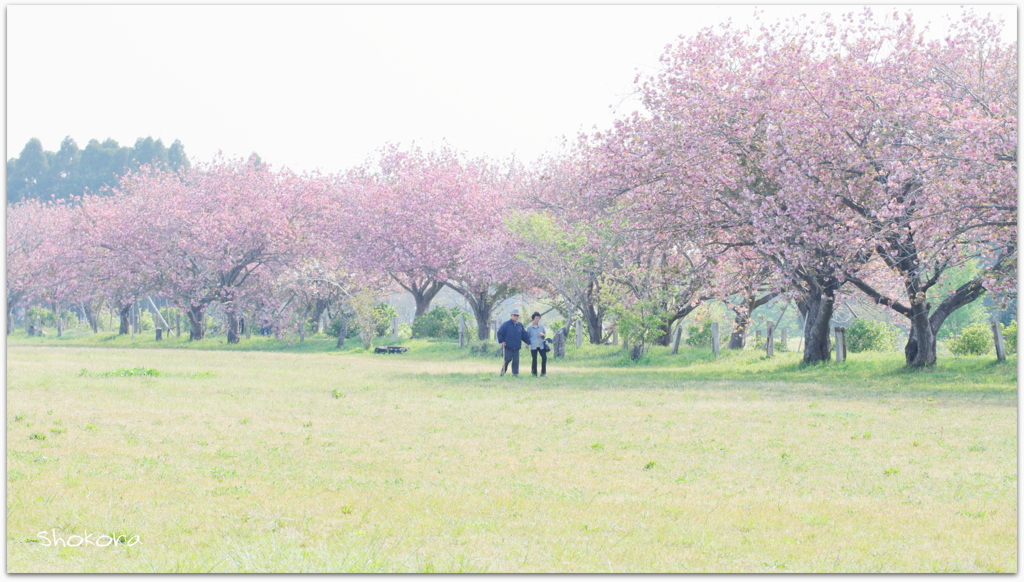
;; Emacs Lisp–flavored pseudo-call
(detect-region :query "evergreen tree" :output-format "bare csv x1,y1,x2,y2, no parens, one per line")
7,138,50,203
7,135,189,201
131,136,169,169
168,139,190,173
53,136,81,197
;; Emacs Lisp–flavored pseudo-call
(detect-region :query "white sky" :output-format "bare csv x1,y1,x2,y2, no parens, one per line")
6,4,1017,175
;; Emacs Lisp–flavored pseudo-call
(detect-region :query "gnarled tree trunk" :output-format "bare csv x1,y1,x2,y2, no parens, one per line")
797,274,840,364
395,276,445,318
309,298,329,334
118,304,132,335
187,304,206,341
226,310,241,344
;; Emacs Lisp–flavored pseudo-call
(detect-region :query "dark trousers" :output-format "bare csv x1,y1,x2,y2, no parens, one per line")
531,348,547,375
502,348,521,375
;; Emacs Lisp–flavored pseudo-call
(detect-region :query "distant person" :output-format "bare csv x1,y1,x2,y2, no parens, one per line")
496,308,530,377
526,311,549,377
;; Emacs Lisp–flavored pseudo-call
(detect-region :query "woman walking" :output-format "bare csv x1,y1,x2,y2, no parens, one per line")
526,312,548,377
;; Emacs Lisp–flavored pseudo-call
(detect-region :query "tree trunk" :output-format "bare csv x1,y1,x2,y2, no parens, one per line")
653,322,673,347
800,289,836,364
336,313,348,348
226,310,240,344
904,317,936,368
909,276,985,368
82,300,98,334
403,278,445,318
309,299,329,334
118,304,132,335
581,303,604,345
6,295,18,335
475,313,490,341
728,308,748,350
187,304,206,341
629,341,645,362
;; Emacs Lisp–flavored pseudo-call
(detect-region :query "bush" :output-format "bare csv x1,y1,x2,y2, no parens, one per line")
327,303,399,339
26,306,55,327
469,340,500,357
372,303,399,337
412,306,465,339
949,323,993,356
846,319,899,352
1002,321,1017,355
685,321,712,348
547,320,574,343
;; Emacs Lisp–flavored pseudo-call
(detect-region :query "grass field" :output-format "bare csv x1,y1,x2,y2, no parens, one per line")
5,332,1018,572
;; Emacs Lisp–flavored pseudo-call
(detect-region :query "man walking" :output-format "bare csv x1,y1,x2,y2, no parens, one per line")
496,309,530,377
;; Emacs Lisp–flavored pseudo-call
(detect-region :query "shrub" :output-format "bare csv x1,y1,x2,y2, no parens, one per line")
949,323,993,356
411,306,465,339
372,303,399,337
1002,321,1017,355
26,306,55,327
469,340,499,356
685,321,712,348
328,303,400,340
326,315,360,339
846,319,899,352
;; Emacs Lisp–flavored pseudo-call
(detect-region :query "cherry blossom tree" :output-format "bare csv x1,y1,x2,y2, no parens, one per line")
6,199,76,333
592,7,1014,365
341,145,483,318
808,10,1018,366
443,157,533,340
108,156,328,341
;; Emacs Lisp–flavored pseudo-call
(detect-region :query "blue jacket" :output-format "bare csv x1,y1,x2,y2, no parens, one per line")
496,318,530,350
525,322,548,350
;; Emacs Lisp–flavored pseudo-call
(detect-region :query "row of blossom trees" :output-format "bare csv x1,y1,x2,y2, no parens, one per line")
7,8,1015,367
543,8,1016,366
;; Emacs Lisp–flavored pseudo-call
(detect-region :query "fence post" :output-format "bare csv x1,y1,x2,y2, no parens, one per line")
391,317,398,343
553,327,567,358
780,328,787,351
458,316,466,347
56,317,63,337
834,326,846,363
575,321,583,348
711,322,720,356
670,321,682,355
156,328,163,341
176,312,181,337
611,327,618,346
991,319,1007,360
766,321,775,358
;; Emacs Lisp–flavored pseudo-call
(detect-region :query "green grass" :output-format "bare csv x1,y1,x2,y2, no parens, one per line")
5,334,1018,573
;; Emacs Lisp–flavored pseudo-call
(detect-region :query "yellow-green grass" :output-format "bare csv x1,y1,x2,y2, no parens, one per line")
6,344,1017,572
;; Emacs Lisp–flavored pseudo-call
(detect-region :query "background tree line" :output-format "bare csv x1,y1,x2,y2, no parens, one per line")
7,135,190,204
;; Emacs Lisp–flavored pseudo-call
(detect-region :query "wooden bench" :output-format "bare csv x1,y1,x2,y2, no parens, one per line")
374,345,409,354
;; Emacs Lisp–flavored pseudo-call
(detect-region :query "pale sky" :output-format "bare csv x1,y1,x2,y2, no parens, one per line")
6,4,1017,175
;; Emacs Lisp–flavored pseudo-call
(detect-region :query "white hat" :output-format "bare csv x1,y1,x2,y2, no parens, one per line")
510,308,520,315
